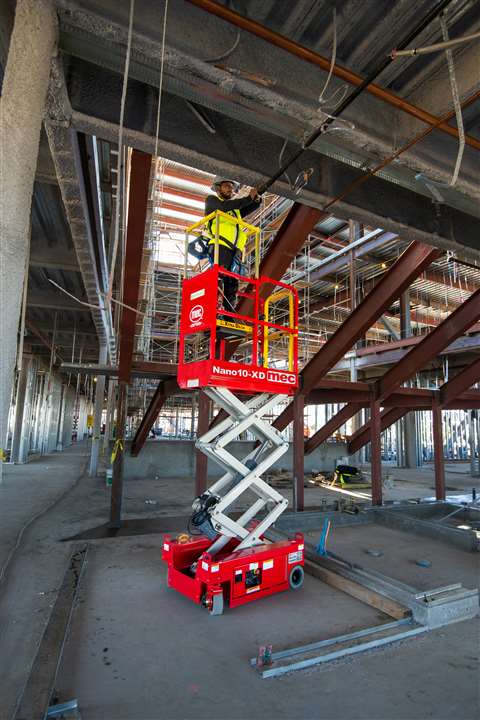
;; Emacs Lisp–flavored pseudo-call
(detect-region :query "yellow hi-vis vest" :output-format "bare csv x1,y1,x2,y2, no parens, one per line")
207,204,245,252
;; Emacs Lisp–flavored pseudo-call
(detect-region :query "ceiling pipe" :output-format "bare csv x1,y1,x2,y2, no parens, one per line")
186,0,480,159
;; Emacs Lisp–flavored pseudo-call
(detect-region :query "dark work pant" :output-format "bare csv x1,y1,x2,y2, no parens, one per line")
209,245,239,311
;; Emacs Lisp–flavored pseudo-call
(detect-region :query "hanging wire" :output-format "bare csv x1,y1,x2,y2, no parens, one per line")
439,13,465,186
107,0,136,304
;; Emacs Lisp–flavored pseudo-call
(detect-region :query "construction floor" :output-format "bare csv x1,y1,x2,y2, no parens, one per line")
0,441,479,720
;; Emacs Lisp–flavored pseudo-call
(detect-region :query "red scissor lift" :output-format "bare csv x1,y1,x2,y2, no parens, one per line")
162,210,305,614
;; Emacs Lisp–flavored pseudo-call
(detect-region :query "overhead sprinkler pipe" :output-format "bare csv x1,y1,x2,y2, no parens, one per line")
391,29,480,58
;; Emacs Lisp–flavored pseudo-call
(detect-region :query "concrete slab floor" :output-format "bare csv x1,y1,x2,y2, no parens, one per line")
304,524,480,591
54,536,479,720
0,442,90,578
0,447,479,719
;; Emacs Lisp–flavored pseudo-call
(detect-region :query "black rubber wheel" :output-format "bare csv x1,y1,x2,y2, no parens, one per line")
209,593,224,615
288,565,304,590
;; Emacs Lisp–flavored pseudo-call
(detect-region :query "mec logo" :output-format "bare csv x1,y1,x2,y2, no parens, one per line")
189,304,204,326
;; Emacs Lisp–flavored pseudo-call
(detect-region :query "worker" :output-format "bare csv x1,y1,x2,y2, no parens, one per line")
205,176,261,311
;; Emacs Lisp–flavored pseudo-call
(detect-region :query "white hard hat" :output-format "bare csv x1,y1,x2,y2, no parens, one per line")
211,175,238,192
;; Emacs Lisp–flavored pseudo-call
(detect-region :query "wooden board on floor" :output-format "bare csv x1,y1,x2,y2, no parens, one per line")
304,559,410,620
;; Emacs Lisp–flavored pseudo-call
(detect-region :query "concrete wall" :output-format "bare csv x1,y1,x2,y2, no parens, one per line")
122,439,347,480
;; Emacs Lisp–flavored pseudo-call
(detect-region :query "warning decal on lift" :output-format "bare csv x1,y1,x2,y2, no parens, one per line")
288,550,303,564
263,559,274,570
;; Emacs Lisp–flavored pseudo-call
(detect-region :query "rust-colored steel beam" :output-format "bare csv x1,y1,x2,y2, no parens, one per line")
130,377,179,456
348,407,409,455
186,0,480,151
423,270,480,292
236,204,326,320
161,185,207,204
377,288,480,401
305,403,364,455
153,201,203,218
432,398,446,501
275,242,440,431
293,394,305,511
161,170,212,188
370,399,383,506
110,380,128,528
118,150,152,383
439,357,480,407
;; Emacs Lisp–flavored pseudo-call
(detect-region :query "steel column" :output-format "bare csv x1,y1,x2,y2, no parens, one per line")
110,380,128,528
370,399,383,506
292,394,305,511
195,390,210,496
118,150,152,383
432,398,446,501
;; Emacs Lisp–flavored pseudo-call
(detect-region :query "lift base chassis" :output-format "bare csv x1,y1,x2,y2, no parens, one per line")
162,533,304,613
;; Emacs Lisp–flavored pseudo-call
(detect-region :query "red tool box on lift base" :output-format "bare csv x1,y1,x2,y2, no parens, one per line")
162,533,305,615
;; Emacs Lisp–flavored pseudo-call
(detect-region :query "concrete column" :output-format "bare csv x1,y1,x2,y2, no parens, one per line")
89,346,107,477
10,356,32,462
18,358,36,461
0,0,57,466
403,412,418,468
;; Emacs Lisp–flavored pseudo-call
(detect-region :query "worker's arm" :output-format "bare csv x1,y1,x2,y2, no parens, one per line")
238,198,262,219
205,193,261,217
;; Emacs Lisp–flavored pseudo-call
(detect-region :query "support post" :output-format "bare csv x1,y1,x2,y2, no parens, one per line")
432,398,446,501
10,356,32,462
400,291,412,338
293,393,305,511
469,411,477,477
110,381,128,528
55,382,66,451
370,399,382,506
103,378,116,454
0,0,57,467
89,346,107,477
195,391,210,496
403,411,418,468
191,394,196,438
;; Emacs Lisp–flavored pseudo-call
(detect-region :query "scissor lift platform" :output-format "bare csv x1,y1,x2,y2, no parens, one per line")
164,211,303,614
